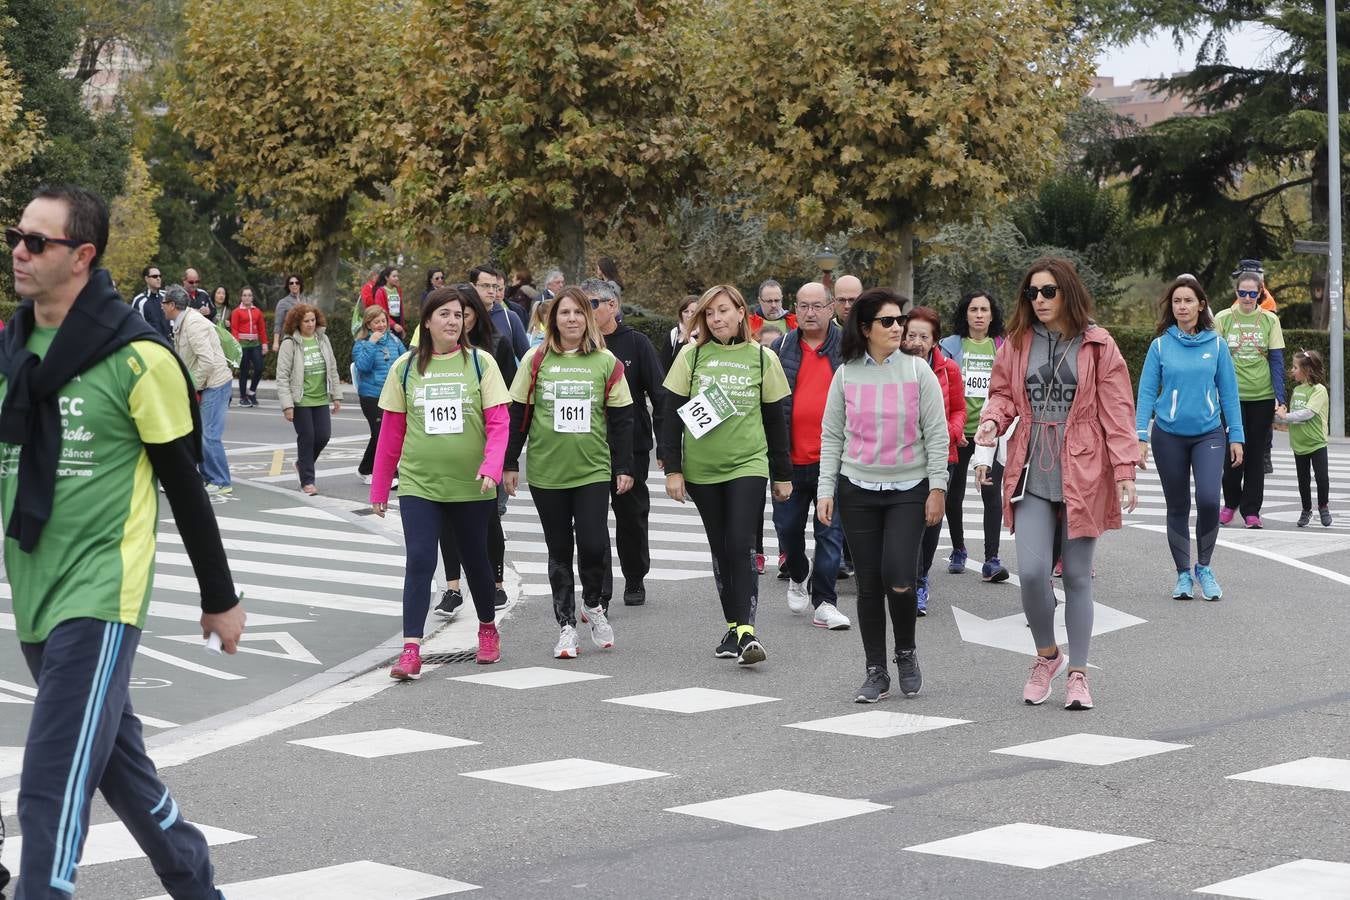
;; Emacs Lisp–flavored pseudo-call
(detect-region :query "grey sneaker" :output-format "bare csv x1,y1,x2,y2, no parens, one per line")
895,649,922,697
553,625,580,659
583,604,614,649
855,666,890,703
1320,506,1333,527
736,632,766,666
1298,509,1312,527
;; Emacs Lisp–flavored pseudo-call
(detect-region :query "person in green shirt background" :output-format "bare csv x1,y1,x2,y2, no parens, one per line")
275,303,342,495
1276,349,1333,527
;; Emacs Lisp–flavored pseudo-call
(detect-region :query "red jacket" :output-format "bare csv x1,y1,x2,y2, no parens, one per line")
928,345,966,462
979,326,1139,540
230,306,268,347
749,311,797,338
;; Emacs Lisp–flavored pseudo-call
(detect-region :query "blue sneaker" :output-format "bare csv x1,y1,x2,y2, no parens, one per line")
947,547,967,574
915,576,928,617
981,556,1010,583
1193,565,1222,601
1172,569,1194,600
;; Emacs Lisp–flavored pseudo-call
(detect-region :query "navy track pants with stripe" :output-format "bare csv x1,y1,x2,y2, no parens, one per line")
16,619,218,899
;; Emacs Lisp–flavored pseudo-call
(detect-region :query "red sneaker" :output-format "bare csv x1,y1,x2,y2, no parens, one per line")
755,553,766,575
476,623,501,665
390,644,421,681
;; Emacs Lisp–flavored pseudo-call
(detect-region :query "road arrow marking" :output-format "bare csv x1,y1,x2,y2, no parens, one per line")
160,630,321,665
951,602,1146,658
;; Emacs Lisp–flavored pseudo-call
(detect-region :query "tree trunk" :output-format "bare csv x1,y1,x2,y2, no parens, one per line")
888,221,916,311
311,198,349,314
556,209,587,285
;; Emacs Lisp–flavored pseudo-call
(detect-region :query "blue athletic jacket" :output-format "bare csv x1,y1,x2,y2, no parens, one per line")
1135,325,1246,443
352,331,408,398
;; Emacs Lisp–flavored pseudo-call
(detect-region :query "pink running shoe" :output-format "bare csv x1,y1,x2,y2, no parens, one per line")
1064,671,1094,710
1023,652,1067,705
1219,506,1236,525
1244,515,1263,529
755,553,766,575
390,643,422,681
476,623,501,665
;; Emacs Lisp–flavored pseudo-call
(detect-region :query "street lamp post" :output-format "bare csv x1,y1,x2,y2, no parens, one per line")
814,246,840,292
1326,0,1345,436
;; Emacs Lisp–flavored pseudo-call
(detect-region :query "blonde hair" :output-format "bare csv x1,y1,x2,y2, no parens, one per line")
356,304,389,340
543,287,605,355
528,298,551,334
692,284,751,346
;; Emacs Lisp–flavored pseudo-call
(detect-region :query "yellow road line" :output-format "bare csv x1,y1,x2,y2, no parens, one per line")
269,449,284,477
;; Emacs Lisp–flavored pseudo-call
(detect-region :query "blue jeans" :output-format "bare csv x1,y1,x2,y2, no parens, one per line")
771,462,843,607
198,382,231,487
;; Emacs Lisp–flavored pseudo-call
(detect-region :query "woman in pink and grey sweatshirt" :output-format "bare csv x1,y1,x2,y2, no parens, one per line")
369,286,512,678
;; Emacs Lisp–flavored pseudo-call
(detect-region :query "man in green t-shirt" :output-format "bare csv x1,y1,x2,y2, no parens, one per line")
1,185,244,897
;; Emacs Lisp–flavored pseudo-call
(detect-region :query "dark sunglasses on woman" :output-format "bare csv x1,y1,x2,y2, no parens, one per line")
1023,284,1059,300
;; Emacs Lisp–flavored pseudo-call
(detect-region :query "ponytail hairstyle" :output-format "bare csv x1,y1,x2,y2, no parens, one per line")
1293,349,1327,387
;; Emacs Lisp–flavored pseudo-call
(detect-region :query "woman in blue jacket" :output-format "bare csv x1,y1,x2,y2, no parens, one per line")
354,304,408,485
1135,275,1245,601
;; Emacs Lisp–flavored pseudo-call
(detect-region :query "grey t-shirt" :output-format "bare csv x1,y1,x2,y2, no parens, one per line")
1023,322,1080,502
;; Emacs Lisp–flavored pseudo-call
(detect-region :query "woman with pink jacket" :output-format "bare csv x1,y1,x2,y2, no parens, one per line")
973,258,1138,712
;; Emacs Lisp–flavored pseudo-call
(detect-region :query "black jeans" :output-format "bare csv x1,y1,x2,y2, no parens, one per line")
1296,446,1330,510
1222,398,1275,517
358,396,382,477
601,454,651,600
947,438,1003,559
238,345,264,401
687,476,766,629
838,478,928,669
291,404,331,486
531,481,612,626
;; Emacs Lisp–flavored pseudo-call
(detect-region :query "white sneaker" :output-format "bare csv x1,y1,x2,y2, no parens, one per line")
786,569,811,615
391,477,399,489
553,624,579,659
360,473,372,485
812,602,851,630
583,604,614,649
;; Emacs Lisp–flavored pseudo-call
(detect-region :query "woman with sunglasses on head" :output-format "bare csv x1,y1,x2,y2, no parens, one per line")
1214,271,1286,528
660,285,793,666
817,290,948,702
504,287,634,659
274,274,305,342
373,286,511,679
973,258,1138,711
1135,276,1244,601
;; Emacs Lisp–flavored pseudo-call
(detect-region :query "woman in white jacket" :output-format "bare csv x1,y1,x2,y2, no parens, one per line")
275,303,342,494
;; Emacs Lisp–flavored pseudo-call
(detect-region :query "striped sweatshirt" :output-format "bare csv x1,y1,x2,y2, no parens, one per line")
817,350,950,499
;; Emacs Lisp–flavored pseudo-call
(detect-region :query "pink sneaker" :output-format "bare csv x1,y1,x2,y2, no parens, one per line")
755,553,766,575
1064,671,1094,710
476,623,501,665
1219,507,1236,525
1023,652,1067,705
1244,515,1263,529
390,643,421,681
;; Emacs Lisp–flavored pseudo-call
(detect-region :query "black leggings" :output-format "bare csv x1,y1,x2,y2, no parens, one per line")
946,438,1003,559
531,481,611,627
441,508,506,586
291,404,331,486
238,345,264,400
1151,426,1224,570
838,478,927,669
1222,398,1274,517
687,476,766,629
358,396,382,477
1296,447,1330,510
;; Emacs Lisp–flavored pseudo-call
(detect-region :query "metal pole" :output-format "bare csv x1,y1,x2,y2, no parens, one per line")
1327,0,1344,436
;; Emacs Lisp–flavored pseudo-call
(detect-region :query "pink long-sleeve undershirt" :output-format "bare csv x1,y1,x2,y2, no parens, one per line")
368,404,510,505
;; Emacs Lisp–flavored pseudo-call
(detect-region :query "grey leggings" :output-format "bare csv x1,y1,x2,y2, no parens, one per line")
1151,426,1224,571
1016,494,1097,668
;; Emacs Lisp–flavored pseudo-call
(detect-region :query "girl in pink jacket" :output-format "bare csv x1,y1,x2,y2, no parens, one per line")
974,257,1138,712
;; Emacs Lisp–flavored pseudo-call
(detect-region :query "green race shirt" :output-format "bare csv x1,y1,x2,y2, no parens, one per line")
1214,307,1284,401
960,336,996,435
1288,382,1330,456
300,336,328,406
509,346,634,489
379,350,511,502
0,329,194,642
663,339,791,483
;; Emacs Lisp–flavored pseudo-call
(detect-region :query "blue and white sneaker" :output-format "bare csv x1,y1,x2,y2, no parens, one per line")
1172,569,1193,600
1193,565,1222,601
947,547,967,574
915,576,929,617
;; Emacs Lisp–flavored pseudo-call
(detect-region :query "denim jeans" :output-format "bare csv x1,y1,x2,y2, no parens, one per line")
197,382,231,487
771,462,843,607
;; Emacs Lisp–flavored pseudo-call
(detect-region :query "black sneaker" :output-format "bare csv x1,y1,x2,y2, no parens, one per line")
435,589,463,618
895,649,922,697
736,632,766,666
494,587,509,610
623,582,646,606
714,628,739,659
1263,456,1274,475
855,666,890,703
1320,506,1333,527
837,561,854,580
1298,509,1312,527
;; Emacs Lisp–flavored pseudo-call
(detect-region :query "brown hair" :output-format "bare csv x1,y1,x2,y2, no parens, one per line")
417,285,480,375
283,302,324,336
356,303,389,340
691,284,751,346
1006,256,1094,342
1155,275,1214,336
543,286,605,355
903,306,942,341
1293,349,1327,386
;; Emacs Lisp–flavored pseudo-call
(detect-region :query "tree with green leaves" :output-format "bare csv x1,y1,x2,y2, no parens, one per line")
103,149,160,291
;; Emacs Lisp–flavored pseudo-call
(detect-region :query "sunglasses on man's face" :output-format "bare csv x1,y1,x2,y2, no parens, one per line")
186,280,200,286
147,273,162,279
1236,289,1261,299
4,227,86,255
1023,285,1059,300
590,298,611,309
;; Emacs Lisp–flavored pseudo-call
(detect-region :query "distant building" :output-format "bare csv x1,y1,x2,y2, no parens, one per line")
67,42,149,112
1088,75,1202,126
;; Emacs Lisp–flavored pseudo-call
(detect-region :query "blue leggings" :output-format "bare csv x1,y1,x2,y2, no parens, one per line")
399,495,497,637
1152,426,1225,571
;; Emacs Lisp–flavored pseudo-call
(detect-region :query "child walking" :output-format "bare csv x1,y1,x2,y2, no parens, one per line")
1276,349,1332,527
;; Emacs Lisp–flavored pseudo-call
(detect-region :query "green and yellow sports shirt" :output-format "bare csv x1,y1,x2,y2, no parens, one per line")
0,328,194,642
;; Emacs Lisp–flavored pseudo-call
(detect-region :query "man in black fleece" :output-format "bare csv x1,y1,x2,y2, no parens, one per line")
585,278,664,607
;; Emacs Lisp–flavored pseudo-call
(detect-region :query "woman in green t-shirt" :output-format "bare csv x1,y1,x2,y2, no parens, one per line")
504,287,635,660
275,303,341,495
659,284,793,667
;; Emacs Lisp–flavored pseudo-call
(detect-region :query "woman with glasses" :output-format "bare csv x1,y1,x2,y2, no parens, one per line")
660,284,792,667
1214,271,1286,528
817,290,948,702
973,258,1138,711
274,274,305,341
423,268,446,305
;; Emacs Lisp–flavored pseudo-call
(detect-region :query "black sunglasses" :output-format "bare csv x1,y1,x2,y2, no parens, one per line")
868,315,904,328
287,280,300,286
590,298,611,309
4,227,87,255
1022,285,1059,301
147,272,162,279
1236,289,1261,299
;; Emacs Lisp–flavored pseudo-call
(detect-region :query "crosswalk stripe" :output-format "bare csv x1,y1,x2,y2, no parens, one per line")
158,533,408,569
202,516,396,546
155,552,405,591
152,574,400,617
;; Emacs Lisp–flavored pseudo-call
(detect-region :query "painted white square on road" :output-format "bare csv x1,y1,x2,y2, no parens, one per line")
667,789,889,831
785,711,971,739
289,728,479,758
4,821,253,873
138,860,478,899
991,733,1189,766
1228,757,1350,793
604,687,778,714
1194,859,1350,899
905,822,1151,869
462,758,669,791
0,745,23,778
450,666,610,690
